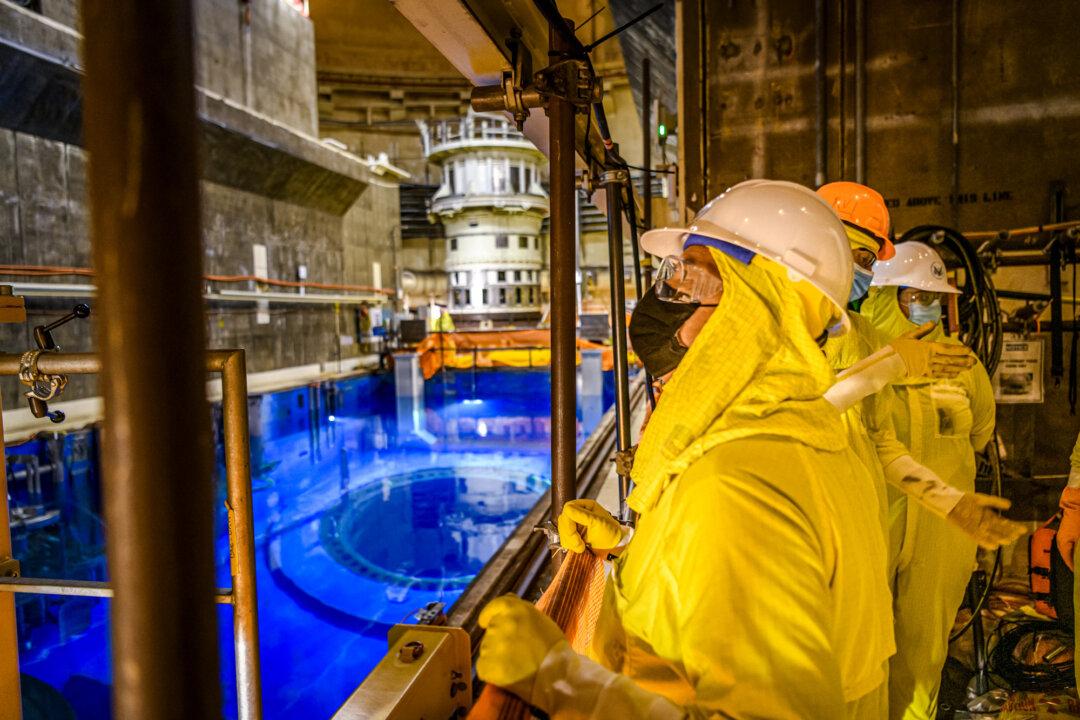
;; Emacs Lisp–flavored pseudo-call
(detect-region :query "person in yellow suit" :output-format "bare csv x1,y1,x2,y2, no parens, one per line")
475,180,893,718
860,241,997,720
819,183,1022,557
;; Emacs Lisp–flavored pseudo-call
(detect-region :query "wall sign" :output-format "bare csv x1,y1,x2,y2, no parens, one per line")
884,190,1013,209
993,336,1044,404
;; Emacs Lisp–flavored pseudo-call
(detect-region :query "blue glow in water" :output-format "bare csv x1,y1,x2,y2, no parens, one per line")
9,367,614,719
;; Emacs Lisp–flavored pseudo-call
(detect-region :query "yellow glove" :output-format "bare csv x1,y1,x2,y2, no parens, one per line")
946,493,1027,550
890,322,975,379
476,594,565,702
557,499,624,554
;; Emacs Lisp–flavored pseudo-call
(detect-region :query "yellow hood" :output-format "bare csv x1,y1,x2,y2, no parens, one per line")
628,248,847,514
824,311,889,372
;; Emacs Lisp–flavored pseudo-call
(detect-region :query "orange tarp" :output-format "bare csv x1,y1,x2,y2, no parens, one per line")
416,330,616,379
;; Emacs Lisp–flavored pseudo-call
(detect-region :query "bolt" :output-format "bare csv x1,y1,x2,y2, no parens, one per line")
398,640,424,663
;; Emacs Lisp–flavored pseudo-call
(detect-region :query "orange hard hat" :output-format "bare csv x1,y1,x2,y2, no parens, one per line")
817,181,895,260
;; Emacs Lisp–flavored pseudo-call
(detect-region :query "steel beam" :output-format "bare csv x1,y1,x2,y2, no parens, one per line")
81,0,221,714
548,15,578,521
642,56,654,287
601,171,634,519
676,0,707,218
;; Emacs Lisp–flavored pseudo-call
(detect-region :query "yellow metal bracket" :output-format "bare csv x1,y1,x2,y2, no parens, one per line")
332,624,472,719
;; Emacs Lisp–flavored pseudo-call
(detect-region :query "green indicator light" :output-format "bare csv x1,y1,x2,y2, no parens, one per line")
657,123,667,137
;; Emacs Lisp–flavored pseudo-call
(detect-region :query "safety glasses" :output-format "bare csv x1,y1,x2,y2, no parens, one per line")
852,248,877,271
653,255,723,305
899,288,945,306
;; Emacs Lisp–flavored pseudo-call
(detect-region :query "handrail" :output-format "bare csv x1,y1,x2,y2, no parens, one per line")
0,578,235,604
0,264,393,296
0,350,263,720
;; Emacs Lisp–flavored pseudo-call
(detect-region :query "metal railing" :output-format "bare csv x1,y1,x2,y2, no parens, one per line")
0,350,262,720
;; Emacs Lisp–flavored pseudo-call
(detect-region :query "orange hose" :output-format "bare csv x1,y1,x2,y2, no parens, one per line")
0,264,392,295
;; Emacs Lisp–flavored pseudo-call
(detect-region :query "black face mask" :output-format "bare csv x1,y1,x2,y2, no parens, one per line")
629,287,700,378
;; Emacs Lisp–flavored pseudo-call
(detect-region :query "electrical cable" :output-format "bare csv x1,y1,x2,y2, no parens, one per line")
949,437,1004,643
897,227,1007,645
987,619,1074,690
899,225,1003,374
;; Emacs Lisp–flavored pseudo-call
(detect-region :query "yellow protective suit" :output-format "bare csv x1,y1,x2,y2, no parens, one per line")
824,311,897,539
861,287,996,720
582,250,894,718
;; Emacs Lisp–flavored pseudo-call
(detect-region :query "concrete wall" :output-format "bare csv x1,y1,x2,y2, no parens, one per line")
686,0,1080,230
0,128,97,405
0,0,399,409
681,0,1080,513
38,0,319,134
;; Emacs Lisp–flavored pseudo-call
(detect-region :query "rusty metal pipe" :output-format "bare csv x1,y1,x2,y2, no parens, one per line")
854,0,866,183
0,351,236,375
548,16,578,521
814,0,827,187
221,351,263,720
82,0,222,716
642,57,653,248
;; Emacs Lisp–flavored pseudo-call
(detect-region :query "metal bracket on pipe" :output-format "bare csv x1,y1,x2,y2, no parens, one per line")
470,29,602,131
598,169,629,185
0,559,19,579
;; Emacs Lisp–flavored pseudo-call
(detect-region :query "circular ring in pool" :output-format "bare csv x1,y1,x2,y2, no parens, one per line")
320,467,547,591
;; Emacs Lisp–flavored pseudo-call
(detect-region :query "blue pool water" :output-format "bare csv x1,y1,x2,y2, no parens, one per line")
7,367,613,719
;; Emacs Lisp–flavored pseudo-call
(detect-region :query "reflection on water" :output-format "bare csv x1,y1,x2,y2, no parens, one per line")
8,367,614,719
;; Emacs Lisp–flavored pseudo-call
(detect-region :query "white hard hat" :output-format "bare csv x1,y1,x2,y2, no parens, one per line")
640,179,853,328
870,241,960,294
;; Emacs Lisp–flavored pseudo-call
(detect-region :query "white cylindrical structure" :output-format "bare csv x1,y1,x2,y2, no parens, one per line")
421,111,549,324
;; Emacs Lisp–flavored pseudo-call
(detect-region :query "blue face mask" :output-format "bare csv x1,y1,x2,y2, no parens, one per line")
908,299,942,326
849,266,873,304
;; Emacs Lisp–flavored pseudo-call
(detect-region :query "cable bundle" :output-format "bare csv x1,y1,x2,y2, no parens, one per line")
988,619,1074,691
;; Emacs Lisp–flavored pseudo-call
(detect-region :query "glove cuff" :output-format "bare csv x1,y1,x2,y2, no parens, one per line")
1060,486,1080,510
530,640,683,719
883,454,963,517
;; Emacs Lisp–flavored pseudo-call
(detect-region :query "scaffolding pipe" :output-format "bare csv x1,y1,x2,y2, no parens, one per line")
0,351,262,719
548,16,578,521
82,0,223,717
854,0,867,183
0,401,17,720
602,171,634,520
814,0,827,187
0,578,235,603
642,57,654,287
221,351,263,720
